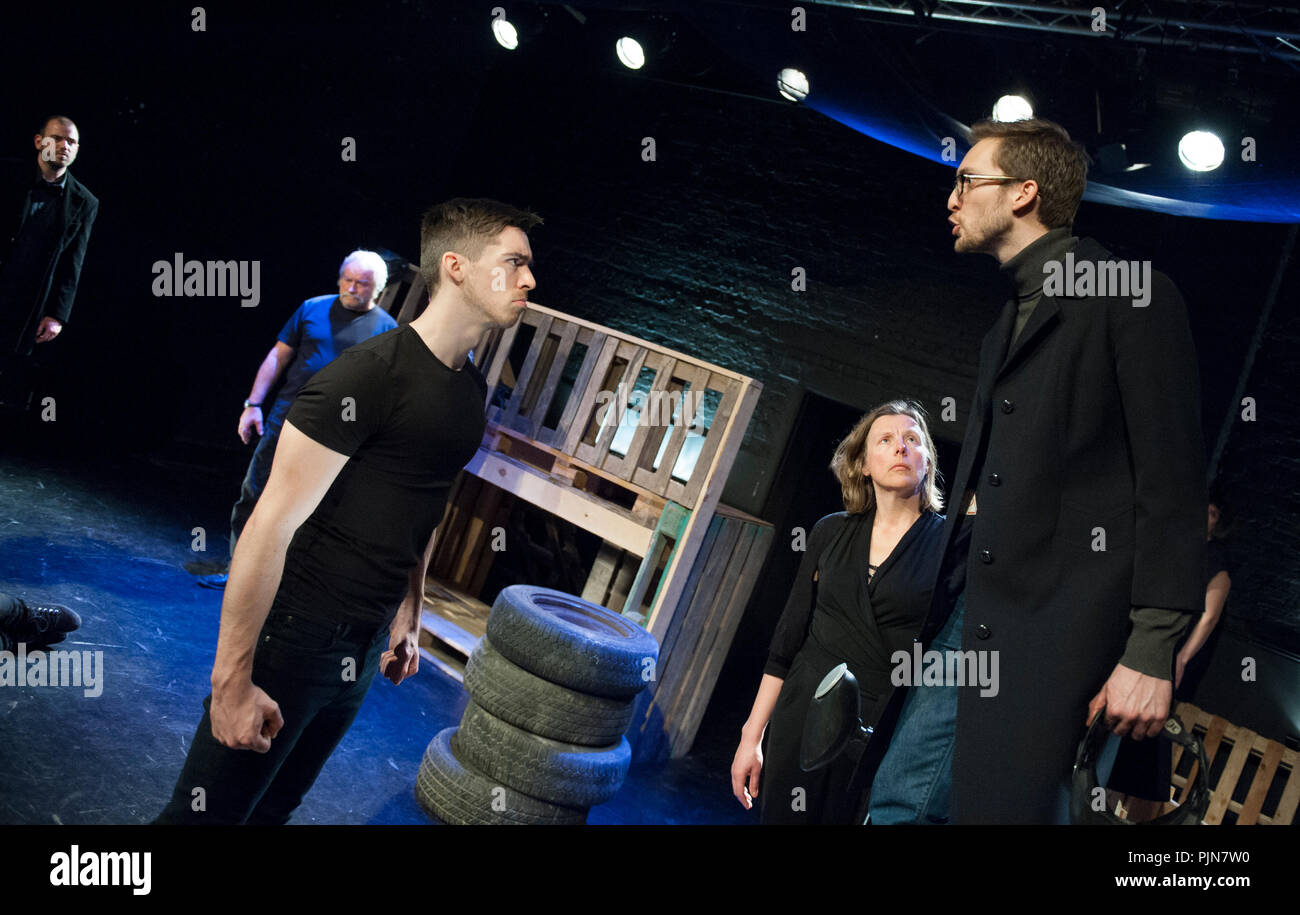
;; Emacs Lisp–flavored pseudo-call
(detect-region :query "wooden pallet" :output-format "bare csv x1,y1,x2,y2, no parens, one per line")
416,579,492,682
388,267,767,759
1119,702,1300,825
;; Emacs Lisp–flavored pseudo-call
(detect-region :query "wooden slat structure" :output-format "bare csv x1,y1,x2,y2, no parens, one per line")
385,263,771,759
1115,701,1299,825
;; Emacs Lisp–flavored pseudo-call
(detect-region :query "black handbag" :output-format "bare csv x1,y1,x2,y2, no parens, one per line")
1070,708,1212,825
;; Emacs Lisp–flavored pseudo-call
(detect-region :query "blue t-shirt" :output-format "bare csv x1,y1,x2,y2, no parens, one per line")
274,294,398,407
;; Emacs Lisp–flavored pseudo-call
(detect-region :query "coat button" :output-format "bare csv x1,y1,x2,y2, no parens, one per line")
1001,399,1014,414
976,624,991,640
980,549,993,564
987,473,1001,486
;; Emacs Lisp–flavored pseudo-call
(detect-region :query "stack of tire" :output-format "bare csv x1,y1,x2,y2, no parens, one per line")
416,584,660,825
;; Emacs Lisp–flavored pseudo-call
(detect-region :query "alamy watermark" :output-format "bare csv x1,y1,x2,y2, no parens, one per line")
152,253,261,307
49,845,150,895
891,643,999,697
593,382,703,429
0,643,104,697
1043,253,1151,307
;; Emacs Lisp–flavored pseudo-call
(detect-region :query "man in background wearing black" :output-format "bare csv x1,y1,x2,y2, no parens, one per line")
0,115,98,413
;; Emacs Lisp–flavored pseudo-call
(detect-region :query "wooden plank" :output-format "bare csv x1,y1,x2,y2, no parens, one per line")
565,335,621,456
633,362,709,494
630,512,726,753
670,374,741,509
582,541,623,605
645,379,763,641
602,351,672,482
523,300,752,384
667,522,774,757
550,328,603,449
661,521,755,744
621,530,667,625
431,474,480,580
575,341,643,469
620,503,689,624
1237,739,1284,825
483,318,524,412
1205,726,1251,825
467,492,512,597
1272,756,1300,825
493,423,667,515
395,273,429,324
450,478,505,587
652,513,724,673
1181,713,1228,811
417,644,466,684
500,313,555,432
608,549,639,615
644,502,692,610
419,606,483,659
652,517,743,723
422,581,491,639
464,448,654,555
375,264,413,317
529,319,580,440
471,326,502,371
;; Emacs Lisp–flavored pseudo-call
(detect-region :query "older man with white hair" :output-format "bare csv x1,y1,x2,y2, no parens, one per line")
198,251,396,589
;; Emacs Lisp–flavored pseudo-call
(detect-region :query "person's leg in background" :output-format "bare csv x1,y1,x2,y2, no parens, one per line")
867,593,965,824
0,590,81,650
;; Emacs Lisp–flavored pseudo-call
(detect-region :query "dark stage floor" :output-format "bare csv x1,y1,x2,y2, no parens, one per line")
0,441,748,826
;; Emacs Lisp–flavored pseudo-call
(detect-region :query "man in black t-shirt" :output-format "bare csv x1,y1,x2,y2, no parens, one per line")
156,199,542,824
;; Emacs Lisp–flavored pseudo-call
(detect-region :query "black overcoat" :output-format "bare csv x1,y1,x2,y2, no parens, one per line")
917,236,1206,823
1,158,99,352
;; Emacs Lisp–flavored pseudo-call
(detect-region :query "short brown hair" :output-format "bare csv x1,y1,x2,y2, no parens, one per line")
419,197,543,293
830,400,944,515
969,118,1089,229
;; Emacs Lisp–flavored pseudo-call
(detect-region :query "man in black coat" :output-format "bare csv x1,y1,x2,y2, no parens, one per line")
867,118,1206,824
0,115,98,409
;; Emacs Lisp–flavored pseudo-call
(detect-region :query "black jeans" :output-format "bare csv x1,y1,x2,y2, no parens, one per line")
155,607,387,825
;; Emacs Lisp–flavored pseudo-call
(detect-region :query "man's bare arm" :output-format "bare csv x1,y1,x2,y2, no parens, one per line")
239,341,297,442
382,527,439,685
209,420,349,749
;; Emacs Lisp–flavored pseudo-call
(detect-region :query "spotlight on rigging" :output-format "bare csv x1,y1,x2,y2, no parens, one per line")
616,36,646,70
1178,131,1225,172
778,68,810,102
992,95,1033,122
492,17,519,50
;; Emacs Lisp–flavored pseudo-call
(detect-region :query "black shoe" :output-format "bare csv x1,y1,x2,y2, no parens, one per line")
196,572,228,590
8,599,81,648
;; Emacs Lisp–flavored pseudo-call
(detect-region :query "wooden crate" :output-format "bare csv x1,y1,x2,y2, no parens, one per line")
392,270,768,758
630,503,774,761
1115,701,1299,825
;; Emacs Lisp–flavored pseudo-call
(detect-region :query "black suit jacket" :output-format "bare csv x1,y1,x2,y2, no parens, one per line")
1,158,99,351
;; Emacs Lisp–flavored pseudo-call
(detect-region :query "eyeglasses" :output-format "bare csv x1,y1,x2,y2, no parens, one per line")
952,173,1023,200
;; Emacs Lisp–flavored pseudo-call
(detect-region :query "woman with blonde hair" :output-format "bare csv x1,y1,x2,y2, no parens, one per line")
731,399,948,824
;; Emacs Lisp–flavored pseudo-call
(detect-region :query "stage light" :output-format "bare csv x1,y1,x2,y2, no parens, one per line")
778,68,809,102
992,95,1033,122
1178,131,1225,171
616,37,646,70
492,18,519,50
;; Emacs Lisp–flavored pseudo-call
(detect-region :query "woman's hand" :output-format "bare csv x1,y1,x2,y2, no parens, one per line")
731,732,764,810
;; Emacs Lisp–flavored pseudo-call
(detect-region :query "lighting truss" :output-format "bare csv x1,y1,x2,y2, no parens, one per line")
801,0,1300,63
